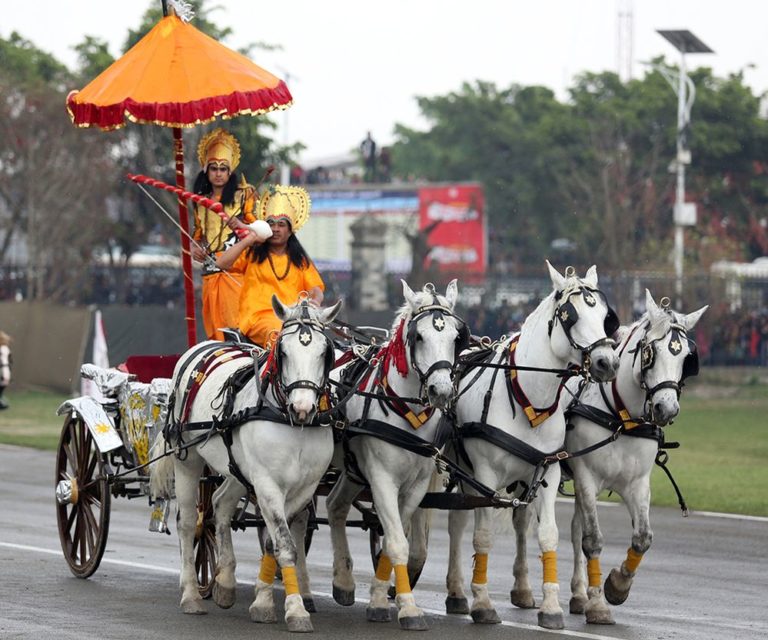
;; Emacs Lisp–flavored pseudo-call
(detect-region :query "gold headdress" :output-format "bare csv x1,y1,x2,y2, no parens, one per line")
256,185,311,232
197,128,241,171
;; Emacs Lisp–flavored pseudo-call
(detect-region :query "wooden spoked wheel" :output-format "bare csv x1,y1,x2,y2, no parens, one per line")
55,414,111,578
194,474,217,598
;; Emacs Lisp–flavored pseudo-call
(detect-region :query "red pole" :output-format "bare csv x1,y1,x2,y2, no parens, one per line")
173,127,197,348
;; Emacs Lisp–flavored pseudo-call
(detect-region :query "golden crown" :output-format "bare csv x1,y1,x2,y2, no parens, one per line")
256,185,311,232
197,128,241,171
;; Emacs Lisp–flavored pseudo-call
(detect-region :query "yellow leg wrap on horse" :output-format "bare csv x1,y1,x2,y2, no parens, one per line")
624,548,643,573
394,564,411,594
541,551,557,584
281,566,300,596
472,553,489,584
258,554,277,585
587,557,602,587
375,554,393,581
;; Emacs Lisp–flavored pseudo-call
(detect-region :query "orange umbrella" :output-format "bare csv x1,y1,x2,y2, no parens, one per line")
66,11,292,346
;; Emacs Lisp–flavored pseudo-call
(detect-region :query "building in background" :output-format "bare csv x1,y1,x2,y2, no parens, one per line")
303,182,487,280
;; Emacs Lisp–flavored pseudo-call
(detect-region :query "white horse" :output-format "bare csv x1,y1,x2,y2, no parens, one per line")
326,280,467,630
440,263,620,630
150,296,342,633
560,290,707,624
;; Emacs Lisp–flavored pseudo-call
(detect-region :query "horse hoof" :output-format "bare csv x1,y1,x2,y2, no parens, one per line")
180,598,207,615
333,585,355,606
303,597,316,613
537,611,564,630
212,583,236,609
471,608,501,624
445,596,469,615
399,615,429,630
286,616,314,633
366,606,392,622
510,588,536,609
249,606,277,624
604,569,630,606
586,608,615,625
569,595,587,614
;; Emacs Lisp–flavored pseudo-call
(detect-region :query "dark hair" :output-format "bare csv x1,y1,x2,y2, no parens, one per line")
192,169,239,206
248,230,311,269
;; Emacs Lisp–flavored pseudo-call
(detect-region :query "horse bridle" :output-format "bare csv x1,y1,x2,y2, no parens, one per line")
632,317,699,401
405,292,470,394
270,302,336,401
548,282,620,371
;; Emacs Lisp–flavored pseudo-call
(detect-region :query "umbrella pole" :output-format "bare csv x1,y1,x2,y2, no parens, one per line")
173,127,198,347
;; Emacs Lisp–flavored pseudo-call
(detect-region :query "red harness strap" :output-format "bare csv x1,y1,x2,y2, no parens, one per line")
379,377,435,430
505,336,566,428
610,324,644,430
180,346,252,423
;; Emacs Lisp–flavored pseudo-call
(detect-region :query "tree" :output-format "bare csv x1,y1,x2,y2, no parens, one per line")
0,33,116,302
391,66,768,274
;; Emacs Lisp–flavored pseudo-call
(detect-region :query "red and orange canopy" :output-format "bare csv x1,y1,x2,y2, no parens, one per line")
67,14,292,130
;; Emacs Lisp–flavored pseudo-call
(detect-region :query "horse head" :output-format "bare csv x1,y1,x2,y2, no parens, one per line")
631,290,708,425
399,279,467,410
271,295,343,424
545,262,620,382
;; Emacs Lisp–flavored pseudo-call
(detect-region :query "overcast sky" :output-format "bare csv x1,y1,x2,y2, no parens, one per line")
4,1,766,165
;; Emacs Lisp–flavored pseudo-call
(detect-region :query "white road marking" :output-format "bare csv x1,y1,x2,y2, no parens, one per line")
1,540,622,640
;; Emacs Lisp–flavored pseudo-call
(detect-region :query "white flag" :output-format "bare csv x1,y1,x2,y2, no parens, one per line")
81,310,110,399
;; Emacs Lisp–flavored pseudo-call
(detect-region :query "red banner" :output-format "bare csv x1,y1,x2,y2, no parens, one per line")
418,184,486,276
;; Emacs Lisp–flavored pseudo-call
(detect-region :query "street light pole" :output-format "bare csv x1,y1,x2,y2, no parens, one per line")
673,48,687,308
656,30,713,307
276,67,295,186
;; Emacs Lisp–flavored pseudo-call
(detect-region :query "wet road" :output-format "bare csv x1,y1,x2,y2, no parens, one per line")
1,444,766,639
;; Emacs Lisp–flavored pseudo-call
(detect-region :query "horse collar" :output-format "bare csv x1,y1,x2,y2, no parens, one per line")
506,336,566,428
380,377,435,429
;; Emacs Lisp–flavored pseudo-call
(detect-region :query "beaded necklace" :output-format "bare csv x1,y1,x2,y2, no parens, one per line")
267,253,291,280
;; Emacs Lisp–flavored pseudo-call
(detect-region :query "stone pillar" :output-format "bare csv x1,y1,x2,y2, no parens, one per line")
349,216,388,311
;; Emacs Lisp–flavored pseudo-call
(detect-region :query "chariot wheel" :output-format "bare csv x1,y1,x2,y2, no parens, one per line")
55,413,111,578
194,473,218,598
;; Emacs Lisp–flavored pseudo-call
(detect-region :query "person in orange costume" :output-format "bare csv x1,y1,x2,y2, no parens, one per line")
190,128,257,341
216,184,324,347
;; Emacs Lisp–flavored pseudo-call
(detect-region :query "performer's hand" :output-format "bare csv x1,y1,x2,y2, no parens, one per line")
190,245,207,262
240,229,263,246
227,217,247,231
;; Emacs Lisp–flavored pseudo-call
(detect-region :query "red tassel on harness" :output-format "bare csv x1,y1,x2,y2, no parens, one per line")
357,320,409,391
381,320,409,377
261,344,278,381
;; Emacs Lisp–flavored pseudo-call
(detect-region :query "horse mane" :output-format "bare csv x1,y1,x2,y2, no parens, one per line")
279,299,322,323
519,273,586,336
642,309,678,342
383,288,452,377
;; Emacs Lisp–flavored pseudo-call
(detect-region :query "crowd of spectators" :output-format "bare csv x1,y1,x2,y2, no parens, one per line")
699,307,768,366
2,267,768,367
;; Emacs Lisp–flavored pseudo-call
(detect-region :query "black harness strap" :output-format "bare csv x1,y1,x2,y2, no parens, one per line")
346,418,443,457
344,417,518,509
461,421,562,467
565,401,688,515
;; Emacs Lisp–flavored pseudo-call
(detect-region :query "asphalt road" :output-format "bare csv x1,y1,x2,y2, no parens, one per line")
1,444,766,640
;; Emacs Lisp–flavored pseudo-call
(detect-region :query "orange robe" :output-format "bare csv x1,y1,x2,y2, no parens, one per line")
233,251,324,347
192,185,256,340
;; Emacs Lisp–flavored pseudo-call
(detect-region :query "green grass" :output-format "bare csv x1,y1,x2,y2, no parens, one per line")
645,391,768,517
0,389,70,450
2,383,767,516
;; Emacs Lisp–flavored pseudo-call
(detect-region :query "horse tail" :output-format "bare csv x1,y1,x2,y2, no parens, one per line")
149,431,175,499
